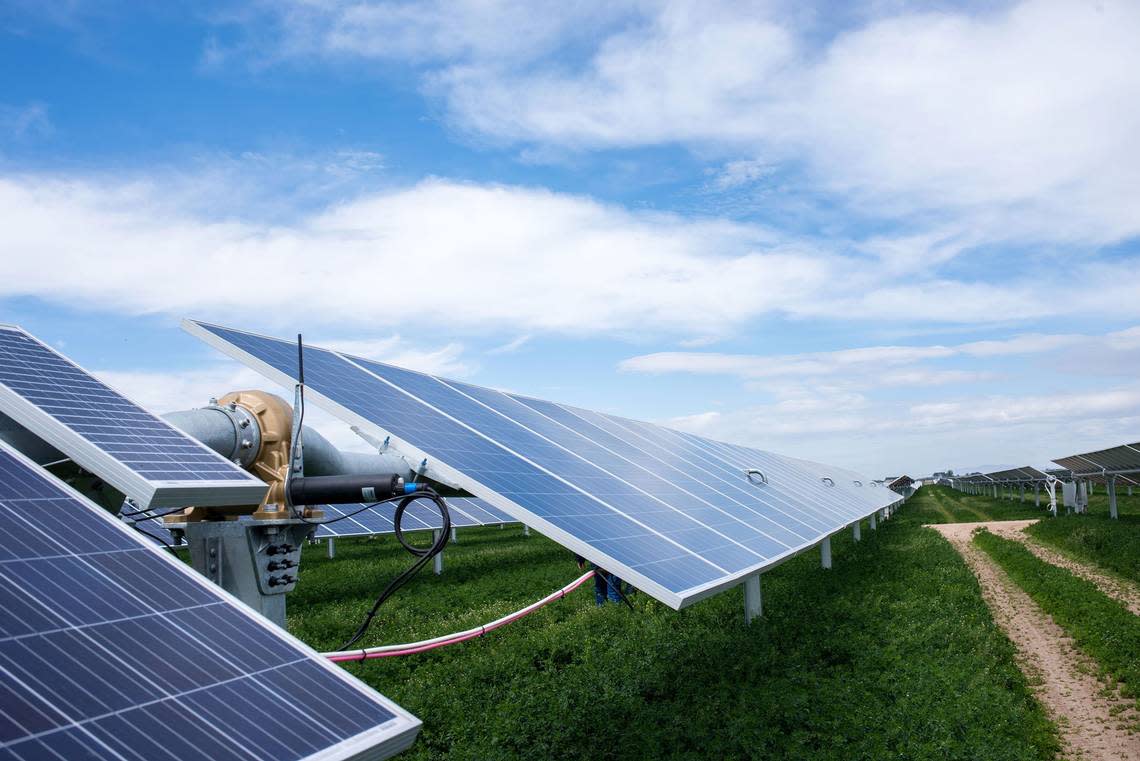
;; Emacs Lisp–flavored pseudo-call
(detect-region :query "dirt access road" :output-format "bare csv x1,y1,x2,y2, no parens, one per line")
929,521,1139,760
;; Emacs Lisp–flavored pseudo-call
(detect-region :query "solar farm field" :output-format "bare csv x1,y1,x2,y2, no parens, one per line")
944,482,1140,585
282,488,1058,760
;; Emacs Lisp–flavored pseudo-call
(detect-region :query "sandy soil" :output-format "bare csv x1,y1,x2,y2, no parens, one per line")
929,521,1140,760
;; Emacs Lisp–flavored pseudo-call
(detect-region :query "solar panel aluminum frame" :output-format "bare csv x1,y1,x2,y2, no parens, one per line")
185,319,899,611
0,438,422,761
0,325,268,510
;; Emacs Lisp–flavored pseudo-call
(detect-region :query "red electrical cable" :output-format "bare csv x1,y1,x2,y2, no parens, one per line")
323,570,596,662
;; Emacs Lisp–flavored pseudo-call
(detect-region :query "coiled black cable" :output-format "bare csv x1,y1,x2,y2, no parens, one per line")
339,489,451,650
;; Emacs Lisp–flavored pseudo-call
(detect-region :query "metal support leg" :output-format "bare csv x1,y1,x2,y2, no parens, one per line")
853,522,861,542
743,574,762,624
327,538,335,558
450,527,457,542
821,537,832,569
1019,485,1025,502
1077,481,1088,513
1035,485,1040,508
433,530,443,575
524,525,530,537
870,512,877,530
1108,476,1118,519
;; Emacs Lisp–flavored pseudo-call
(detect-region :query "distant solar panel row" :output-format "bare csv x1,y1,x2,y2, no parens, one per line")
315,497,515,538
130,496,515,544
0,441,419,760
0,325,266,509
187,320,901,609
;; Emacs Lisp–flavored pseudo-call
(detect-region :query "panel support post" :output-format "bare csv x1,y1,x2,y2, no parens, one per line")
743,574,762,624
327,538,335,559
1035,484,1040,508
853,522,861,542
870,512,877,530
1108,476,1118,520
433,530,443,575
1077,481,1088,513
450,527,457,542
820,537,832,569
1019,484,1025,502
524,525,530,537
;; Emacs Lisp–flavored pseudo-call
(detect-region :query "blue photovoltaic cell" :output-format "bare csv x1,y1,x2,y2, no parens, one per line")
0,326,265,508
314,497,515,538
187,321,902,608
0,442,419,760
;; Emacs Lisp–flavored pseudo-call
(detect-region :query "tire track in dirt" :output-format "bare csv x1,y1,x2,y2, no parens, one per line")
983,521,1140,617
929,521,1140,760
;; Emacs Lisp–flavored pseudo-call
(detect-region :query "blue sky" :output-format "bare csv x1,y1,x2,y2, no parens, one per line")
2,0,1139,477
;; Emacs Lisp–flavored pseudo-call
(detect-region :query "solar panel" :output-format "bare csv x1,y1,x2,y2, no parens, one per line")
185,320,901,610
986,466,1049,483
0,440,420,760
1054,442,1140,477
0,325,267,509
315,497,516,538
130,497,515,543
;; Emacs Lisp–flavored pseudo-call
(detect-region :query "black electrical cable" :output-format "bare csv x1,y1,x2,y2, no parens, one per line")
339,490,451,650
128,523,178,554
119,505,189,520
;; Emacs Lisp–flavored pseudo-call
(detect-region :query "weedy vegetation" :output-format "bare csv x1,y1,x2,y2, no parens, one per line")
282,486,1058,760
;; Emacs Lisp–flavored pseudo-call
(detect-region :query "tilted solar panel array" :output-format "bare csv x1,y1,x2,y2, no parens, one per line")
0,440,420,760
0,325,266,509
128,497,514,544
186,320,901,610
315,497,515,538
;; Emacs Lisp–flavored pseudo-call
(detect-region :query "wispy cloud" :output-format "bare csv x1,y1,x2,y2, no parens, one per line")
487,335,531,355
0,103,52,140
322,336,471,376
621,326,1140,382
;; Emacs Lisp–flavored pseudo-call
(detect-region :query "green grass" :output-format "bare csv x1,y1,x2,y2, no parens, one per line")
1080,484,1140,519
1026,514,1140,585
894,484,1044,527
284,492,1059,760
973,530,1140,710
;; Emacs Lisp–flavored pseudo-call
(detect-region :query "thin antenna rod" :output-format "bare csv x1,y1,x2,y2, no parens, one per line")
296,333,305,384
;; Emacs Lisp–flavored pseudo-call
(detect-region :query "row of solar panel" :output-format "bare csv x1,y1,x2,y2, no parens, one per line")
0,440,420,760
188,320,901,610
0,325,267,508
130,496,515,545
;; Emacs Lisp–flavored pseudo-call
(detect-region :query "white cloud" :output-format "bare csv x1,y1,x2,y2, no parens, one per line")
0,171,824,336
3,168,1138,342
256,0,1140,247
